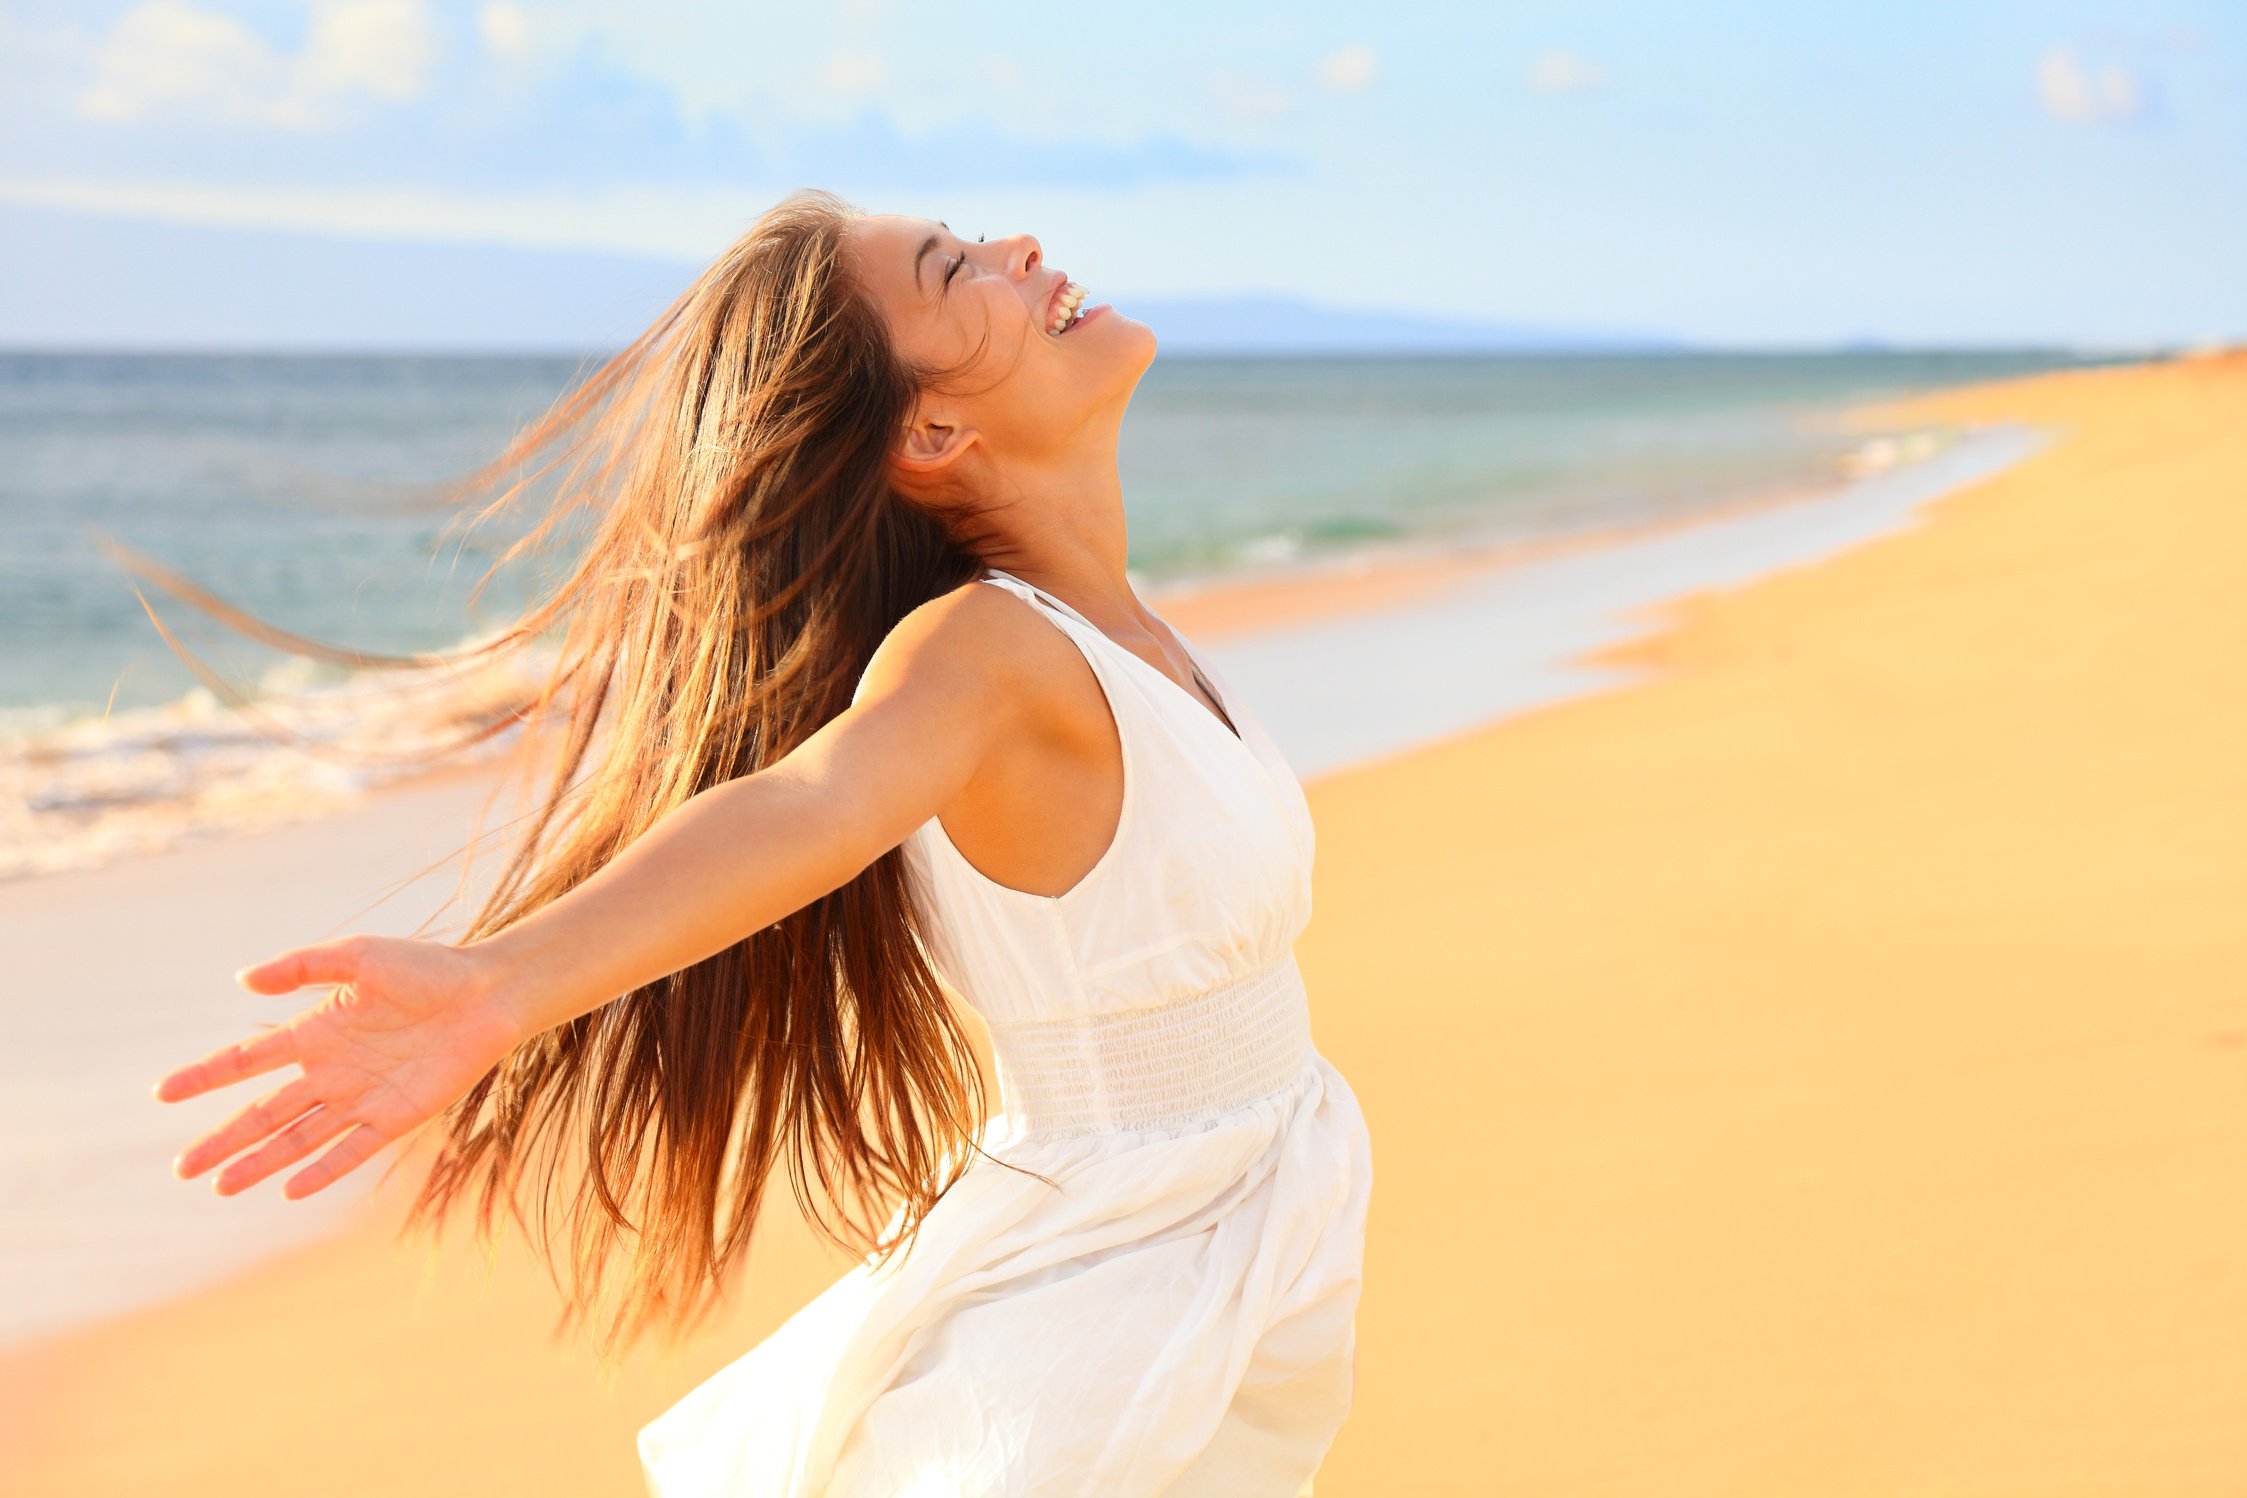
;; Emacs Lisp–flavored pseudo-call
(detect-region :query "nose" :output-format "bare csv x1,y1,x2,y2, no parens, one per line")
1001,233,1041,279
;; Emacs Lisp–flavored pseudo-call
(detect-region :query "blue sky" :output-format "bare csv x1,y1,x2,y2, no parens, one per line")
2,0,2241,346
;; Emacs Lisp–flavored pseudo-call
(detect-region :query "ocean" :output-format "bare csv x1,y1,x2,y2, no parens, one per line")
0,347,2090,878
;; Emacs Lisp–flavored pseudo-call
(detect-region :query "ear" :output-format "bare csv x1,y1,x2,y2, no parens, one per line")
892,409,981,481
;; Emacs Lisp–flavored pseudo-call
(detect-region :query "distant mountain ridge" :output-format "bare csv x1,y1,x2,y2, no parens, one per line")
0,204,1677,355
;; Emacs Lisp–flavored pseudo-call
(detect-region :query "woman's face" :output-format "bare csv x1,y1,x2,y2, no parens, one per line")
843,214,1156,490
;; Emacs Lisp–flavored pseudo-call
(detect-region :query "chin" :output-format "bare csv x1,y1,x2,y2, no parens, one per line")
1109,312,1159,369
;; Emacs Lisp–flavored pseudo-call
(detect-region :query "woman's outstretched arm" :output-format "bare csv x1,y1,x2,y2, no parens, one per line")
474,586,1046,1042
153,584,1057,1200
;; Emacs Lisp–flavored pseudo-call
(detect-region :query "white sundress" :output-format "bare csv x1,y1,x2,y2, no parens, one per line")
637,566,1375,1496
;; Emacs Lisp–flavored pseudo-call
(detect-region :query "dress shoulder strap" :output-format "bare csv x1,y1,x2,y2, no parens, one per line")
982,568,1244,746
949,568,1154,903
979,568,1091,626
975,568,1115,650
975,569,1143,724
977,568,1166,716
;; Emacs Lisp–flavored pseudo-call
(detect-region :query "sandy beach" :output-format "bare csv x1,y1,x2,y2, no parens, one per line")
4,352,2242,1494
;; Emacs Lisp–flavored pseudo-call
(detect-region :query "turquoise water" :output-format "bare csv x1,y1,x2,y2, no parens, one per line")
1114,351,2068,571
0,347,2093,875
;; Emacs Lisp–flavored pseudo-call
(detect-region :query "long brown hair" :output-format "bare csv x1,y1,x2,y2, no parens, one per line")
109,188,1021,1363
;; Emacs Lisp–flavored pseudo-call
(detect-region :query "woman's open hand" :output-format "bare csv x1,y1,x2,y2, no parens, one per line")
155,935,527,1200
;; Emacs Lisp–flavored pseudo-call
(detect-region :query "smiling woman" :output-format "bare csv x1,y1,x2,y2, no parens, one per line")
141,187,1370,1497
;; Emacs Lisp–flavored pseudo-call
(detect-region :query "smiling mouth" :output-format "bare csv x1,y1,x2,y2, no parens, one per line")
1048,280,1091,334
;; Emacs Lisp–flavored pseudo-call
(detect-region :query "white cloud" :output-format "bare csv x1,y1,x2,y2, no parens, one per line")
76,0,438,130
296,0,439,107
77,2,287,125
477,3,533,67
1527,49,1605,95
1317,44,1377,94
981,54,1021,91
2036,45,2144,124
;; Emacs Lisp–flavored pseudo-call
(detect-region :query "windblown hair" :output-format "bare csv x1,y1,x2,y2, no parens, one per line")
107,188,1023,1365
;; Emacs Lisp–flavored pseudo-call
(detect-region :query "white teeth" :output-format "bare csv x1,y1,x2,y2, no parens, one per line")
1049,281,1088,333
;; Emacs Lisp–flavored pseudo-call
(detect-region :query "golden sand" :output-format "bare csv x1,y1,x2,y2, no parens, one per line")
3,355,2241,1494
1304,353,2247,1492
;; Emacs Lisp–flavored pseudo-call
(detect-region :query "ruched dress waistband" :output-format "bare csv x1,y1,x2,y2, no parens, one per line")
981,951,1314,1140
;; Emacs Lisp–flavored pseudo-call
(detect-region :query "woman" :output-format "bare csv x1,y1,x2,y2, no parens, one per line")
152,189,1373,1495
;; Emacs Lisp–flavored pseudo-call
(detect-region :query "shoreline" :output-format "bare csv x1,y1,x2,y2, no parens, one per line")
1141,418,1970,639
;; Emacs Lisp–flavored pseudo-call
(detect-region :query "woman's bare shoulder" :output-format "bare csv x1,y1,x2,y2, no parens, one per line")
855,575,1079,714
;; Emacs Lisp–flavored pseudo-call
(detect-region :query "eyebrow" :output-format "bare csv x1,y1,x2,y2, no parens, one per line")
911,220,953,297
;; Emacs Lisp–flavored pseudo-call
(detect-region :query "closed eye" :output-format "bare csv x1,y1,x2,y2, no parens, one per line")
940,233,986,299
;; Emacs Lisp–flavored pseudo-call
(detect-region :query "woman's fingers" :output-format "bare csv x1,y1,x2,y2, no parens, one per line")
212,1103,353,1197
152,1023,298,1104
153,939,364,1105
282,1122,389,1200
173,1074,320,1180
234,937,363,997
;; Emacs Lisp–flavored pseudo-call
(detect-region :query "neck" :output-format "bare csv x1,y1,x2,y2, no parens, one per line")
971,408,1152,631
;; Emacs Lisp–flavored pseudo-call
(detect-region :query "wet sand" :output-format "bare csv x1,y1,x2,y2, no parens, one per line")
4,353,2241,1494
